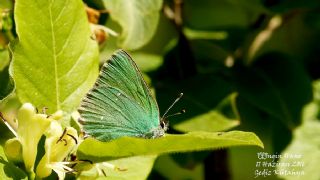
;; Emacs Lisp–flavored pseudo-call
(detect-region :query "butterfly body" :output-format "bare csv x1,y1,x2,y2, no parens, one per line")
78,50,166,141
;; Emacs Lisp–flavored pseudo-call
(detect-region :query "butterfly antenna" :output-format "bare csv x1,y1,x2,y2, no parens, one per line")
161,93,184,120
164,109,186,119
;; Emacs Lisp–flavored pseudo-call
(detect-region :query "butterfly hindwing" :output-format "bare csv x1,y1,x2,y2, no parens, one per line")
78,50,162,141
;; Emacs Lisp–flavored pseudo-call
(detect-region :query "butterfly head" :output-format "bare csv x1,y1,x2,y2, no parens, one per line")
143,123,168,139
160,119,169,132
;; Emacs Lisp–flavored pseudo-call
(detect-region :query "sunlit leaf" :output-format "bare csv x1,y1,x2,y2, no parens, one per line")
77,131,263,162
276,119,320,180
276,81,320,180
173,111,239,133
103,0,163,50
11,0,99,113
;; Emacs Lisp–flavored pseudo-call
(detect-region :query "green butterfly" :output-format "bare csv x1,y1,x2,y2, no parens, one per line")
78,50,169,141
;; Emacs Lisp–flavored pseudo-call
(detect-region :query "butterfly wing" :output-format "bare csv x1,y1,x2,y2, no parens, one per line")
78,50,162,141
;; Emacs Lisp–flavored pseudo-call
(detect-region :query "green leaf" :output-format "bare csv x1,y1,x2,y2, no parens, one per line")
173,111,239,133
130,52,163,72
103,0,163,50
77,131,263,162
0,50,10,71
154,155,204,179
173,93,240,132
11,0,99,113
276,120,320,180
183,0,266,30
0,1,13,9
228,95,284,179
78,155,157,180
234,52,312,128
0,145,27,180
275,81,320,180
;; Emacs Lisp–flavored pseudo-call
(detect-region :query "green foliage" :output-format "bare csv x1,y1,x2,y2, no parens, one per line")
77,131,263,161
276,81,320,180
11,0,99,113
277,119,320,180
0,50,9,71
0,145,27,180
173,110,239,132
0,49,13,103
0,65,13,102
103,0,163,50
173,93,239,132
183,0,267,29
154,155,204,179
234,53,312,128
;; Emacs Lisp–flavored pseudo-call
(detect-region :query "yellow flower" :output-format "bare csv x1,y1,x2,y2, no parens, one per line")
4,103,80,179
36,121,78,179
16,103,51,172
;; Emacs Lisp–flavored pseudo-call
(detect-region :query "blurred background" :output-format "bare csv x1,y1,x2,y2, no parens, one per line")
1,0,320,179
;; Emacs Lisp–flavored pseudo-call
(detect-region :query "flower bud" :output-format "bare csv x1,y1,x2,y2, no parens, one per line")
4,138,23,162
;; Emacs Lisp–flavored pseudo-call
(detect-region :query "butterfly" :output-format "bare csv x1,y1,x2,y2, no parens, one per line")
78,50,170,141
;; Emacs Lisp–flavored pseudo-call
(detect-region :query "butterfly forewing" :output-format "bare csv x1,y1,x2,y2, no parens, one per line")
98,51,159,119
78,50,161,141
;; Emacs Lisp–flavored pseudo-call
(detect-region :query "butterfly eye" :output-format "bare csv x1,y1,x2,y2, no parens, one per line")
160,121,165,128
160,120,168,129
